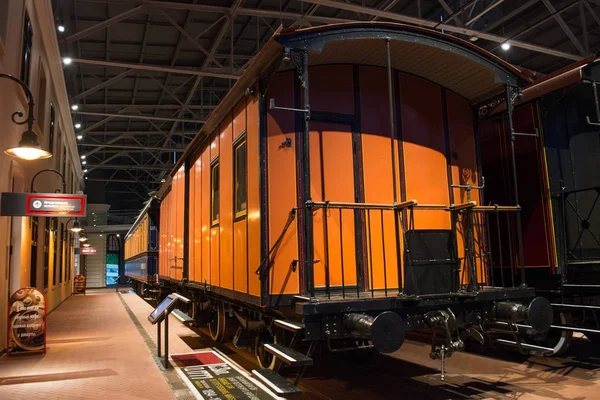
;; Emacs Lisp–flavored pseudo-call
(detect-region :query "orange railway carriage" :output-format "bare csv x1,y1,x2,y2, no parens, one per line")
154,22,553,387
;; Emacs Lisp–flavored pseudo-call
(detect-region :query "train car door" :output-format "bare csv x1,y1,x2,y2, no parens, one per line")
309,120,362,295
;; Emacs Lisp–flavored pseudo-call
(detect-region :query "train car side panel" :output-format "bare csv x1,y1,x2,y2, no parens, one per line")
359,65,401,290
210,132,221,288
399,73,450,229
201,147,212,286
267,71,300,297
309,65,355,115
220,119,234,291
247,96,261,297
233,102,249,295
446,90,485,283
310,121,358,289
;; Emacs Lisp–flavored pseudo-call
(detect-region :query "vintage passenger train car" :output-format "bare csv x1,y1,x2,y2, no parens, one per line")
124,198,159,294
126,23,555,391
479,58,600,354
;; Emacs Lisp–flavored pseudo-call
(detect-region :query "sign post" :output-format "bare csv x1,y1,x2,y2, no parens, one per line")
1,192,86,217
7,288,46,355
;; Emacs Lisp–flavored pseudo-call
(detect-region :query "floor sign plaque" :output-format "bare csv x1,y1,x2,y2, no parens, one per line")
170,350,282,400
7,288,46,354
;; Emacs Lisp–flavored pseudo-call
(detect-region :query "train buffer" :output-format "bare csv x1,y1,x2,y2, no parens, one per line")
274,319,305,333
252,368,302,396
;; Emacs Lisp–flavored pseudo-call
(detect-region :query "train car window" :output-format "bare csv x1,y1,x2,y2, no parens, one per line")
211,162,220,225
234,138,247,217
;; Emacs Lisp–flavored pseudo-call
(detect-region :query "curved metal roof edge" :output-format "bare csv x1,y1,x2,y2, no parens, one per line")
275,22,531,86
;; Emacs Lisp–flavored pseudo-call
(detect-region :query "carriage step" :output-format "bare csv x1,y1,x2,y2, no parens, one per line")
171,309,194,325
252,369,302,396
263,343,313,367
275,319,305,333
494,339,554,355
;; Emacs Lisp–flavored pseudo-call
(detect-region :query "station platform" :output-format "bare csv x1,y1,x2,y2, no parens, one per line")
0,289,214,400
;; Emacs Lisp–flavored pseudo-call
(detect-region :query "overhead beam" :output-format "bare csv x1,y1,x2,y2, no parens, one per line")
86,164,174,170
81,143,186,151
85,130,198,136
74,110,206,123
68,58,241,80
483,0,538,32
72,69,134,102
540,0,587,56
300,0,581,60
466,0,505,27
65,5,146,43
76,0,353,24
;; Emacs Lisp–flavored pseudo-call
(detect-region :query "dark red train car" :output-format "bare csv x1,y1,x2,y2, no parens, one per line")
479,58,600,355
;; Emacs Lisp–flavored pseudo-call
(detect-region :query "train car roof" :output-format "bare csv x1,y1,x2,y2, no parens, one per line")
484,57,599,116
125,197,156,240
159,22,531,195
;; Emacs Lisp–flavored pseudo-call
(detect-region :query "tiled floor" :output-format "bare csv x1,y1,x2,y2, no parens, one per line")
0,289,189,400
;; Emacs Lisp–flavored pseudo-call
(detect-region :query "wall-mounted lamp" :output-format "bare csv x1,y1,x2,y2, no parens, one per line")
1,74,52,161
67,218,82,233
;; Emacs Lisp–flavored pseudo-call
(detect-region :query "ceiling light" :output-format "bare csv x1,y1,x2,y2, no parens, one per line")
4,130,53,160
82,161,86,165
69,219,82,233
469,36,478,42
501,42,511,51
81,155,86,159
57,25,65,33
83,169,88,173
161,179,166,183
85,177,88,180
71,104,78,111
77,135,83,140
63,57,72,65
116,234,120,237
75,123,81,129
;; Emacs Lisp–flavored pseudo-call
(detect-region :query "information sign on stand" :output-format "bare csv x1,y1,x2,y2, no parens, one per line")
7,288,46,354
148,293,190,369
73,274,86,295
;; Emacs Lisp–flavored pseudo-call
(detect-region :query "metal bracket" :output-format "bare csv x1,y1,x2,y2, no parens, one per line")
269,98,310,115
513,128,540,137
583,80,600,126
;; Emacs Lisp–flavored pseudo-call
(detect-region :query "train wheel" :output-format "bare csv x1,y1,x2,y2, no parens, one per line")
255,329,279,370
526,311,572,356
208,302,226,342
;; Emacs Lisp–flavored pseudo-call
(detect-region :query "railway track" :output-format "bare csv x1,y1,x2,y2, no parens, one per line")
176,323,600,400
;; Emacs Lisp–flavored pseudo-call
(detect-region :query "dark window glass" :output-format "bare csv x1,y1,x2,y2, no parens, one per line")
234,139,247,217
30,217,38,287
211,163,220,224
20,12,33,85
43,218,49,289
49,104,55,154
52,218,58,285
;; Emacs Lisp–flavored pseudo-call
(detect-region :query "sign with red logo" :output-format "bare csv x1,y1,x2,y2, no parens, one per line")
8,288,46,355
1,192,86,217
80,247,98,254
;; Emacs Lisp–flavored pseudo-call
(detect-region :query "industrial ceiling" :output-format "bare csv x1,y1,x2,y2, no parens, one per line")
53,0,600,222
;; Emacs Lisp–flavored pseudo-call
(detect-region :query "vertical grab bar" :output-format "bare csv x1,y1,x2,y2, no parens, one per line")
339,208,345,299
380,209,388,296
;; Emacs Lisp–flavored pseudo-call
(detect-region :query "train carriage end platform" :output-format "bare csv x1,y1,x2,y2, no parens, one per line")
0,289,239,400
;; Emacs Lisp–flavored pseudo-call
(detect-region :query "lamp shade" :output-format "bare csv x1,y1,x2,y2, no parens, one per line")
4,130,52,160
69,219,82,233
78,233,88,242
